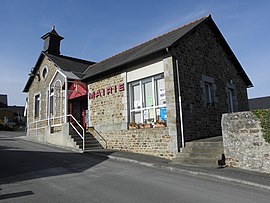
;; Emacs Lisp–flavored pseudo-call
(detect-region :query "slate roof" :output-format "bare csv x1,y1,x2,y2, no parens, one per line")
249,96,270,110
82,15,252,88
83,16,208,80
46,53,95,77
23,52,95,92
24,15,253,92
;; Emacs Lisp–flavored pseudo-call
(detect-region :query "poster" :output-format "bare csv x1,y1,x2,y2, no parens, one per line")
144,110,149,119
149,109,154,118
146,96,153,107
134,101,140,109
160,107,167,121
159,88,166,104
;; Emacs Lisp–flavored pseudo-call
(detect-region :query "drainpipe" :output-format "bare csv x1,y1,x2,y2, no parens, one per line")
166,47,185,151
64,76,68,123
175,59,185,150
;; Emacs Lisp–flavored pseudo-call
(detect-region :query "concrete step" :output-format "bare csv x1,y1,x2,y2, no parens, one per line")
172,139,224,167
185,141,223,148
78,142,102,148
182,147,223,153
72,136,97,142
173,157,220,167
177,151,223,159
69,132,103,150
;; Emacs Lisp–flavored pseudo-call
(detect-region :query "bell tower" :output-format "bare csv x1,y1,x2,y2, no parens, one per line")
41,26,64,55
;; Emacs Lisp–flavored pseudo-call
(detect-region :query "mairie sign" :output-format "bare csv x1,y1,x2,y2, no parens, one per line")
88,83,124,100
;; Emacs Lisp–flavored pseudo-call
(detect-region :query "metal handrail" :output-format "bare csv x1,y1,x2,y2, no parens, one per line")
27,114,85,151
67,114,85,151
89,127,107,149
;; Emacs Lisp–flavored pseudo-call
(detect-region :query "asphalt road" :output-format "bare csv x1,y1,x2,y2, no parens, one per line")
0,131,270,203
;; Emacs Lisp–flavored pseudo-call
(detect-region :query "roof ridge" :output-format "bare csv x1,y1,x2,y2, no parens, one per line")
47,53,95,65
84,15,210,74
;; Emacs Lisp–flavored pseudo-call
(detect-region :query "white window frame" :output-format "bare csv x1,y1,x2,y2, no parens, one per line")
41,65,48,80
47,88,54,117
129,74,166,124
33,92,41,119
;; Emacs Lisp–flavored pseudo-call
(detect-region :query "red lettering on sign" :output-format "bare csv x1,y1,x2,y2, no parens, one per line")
118,83,125,91
89,83,125,100
106,86,112,95
96,90,101,98
89,91,95,100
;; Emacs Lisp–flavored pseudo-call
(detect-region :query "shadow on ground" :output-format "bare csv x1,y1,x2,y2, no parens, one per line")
0,146,113,185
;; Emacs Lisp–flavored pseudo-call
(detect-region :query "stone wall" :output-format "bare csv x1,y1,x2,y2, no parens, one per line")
87,57,178,159
171,21,249,141
27,55,67,139
222,111,270,173
87,72,127,131
27,56,60,137
101,128,174,159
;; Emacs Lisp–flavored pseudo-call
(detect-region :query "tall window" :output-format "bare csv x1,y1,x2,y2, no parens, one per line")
49,88,54,115
129,74,166,124
201,75,217,107
226,82,237,113
205,82,213,104
227,88,234,112
34,94,40,118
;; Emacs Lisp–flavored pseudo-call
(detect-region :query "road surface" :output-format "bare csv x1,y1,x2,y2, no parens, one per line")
0,131,269,202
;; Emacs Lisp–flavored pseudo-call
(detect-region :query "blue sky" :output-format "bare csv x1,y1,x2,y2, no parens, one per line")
0,0,269,105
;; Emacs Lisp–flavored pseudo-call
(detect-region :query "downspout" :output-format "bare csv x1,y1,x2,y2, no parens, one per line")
166,47,185,151
64,76,68,123
175,59,185,150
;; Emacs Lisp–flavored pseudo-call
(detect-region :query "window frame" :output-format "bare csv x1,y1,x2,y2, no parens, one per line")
33,93,41,119
226,82,238,113
201,75,217,107
128,74,166,124
41,65,48,80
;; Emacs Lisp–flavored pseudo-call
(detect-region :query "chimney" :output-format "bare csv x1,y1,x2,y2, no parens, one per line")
41,26,64,55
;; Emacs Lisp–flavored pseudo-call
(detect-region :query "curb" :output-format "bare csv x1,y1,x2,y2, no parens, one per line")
92,152,270,191
161,166,270,191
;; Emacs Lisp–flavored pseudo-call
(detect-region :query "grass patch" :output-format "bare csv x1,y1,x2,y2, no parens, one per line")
252,109,270,143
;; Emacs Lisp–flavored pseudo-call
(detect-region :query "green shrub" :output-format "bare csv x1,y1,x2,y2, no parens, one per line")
252,109,270,143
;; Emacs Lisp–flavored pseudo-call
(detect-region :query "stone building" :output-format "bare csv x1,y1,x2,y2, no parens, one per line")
249,96,270,110
23,15,252,159
0,94,25,129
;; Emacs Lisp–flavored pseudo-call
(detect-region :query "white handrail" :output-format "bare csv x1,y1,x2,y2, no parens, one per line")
67,114,85,151
27,114,85,151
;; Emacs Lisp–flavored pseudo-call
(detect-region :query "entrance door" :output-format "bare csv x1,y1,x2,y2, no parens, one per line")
69,96,87,128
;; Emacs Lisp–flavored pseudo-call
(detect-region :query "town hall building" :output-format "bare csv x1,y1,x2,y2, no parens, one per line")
23,15,252,159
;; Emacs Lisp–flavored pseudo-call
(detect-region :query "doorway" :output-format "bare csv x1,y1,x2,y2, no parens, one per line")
69,96,87,128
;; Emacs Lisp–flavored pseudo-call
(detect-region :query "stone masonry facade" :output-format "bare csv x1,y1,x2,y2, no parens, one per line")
171,21,249,141
222,111,270,174
87,57,178,159
27,56,58,136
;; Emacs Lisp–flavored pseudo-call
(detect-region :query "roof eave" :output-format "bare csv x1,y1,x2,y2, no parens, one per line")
23,52,46,92
82,49,169,82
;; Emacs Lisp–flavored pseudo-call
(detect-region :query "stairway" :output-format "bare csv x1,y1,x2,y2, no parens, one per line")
172,136,224,167
70,130,103,151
